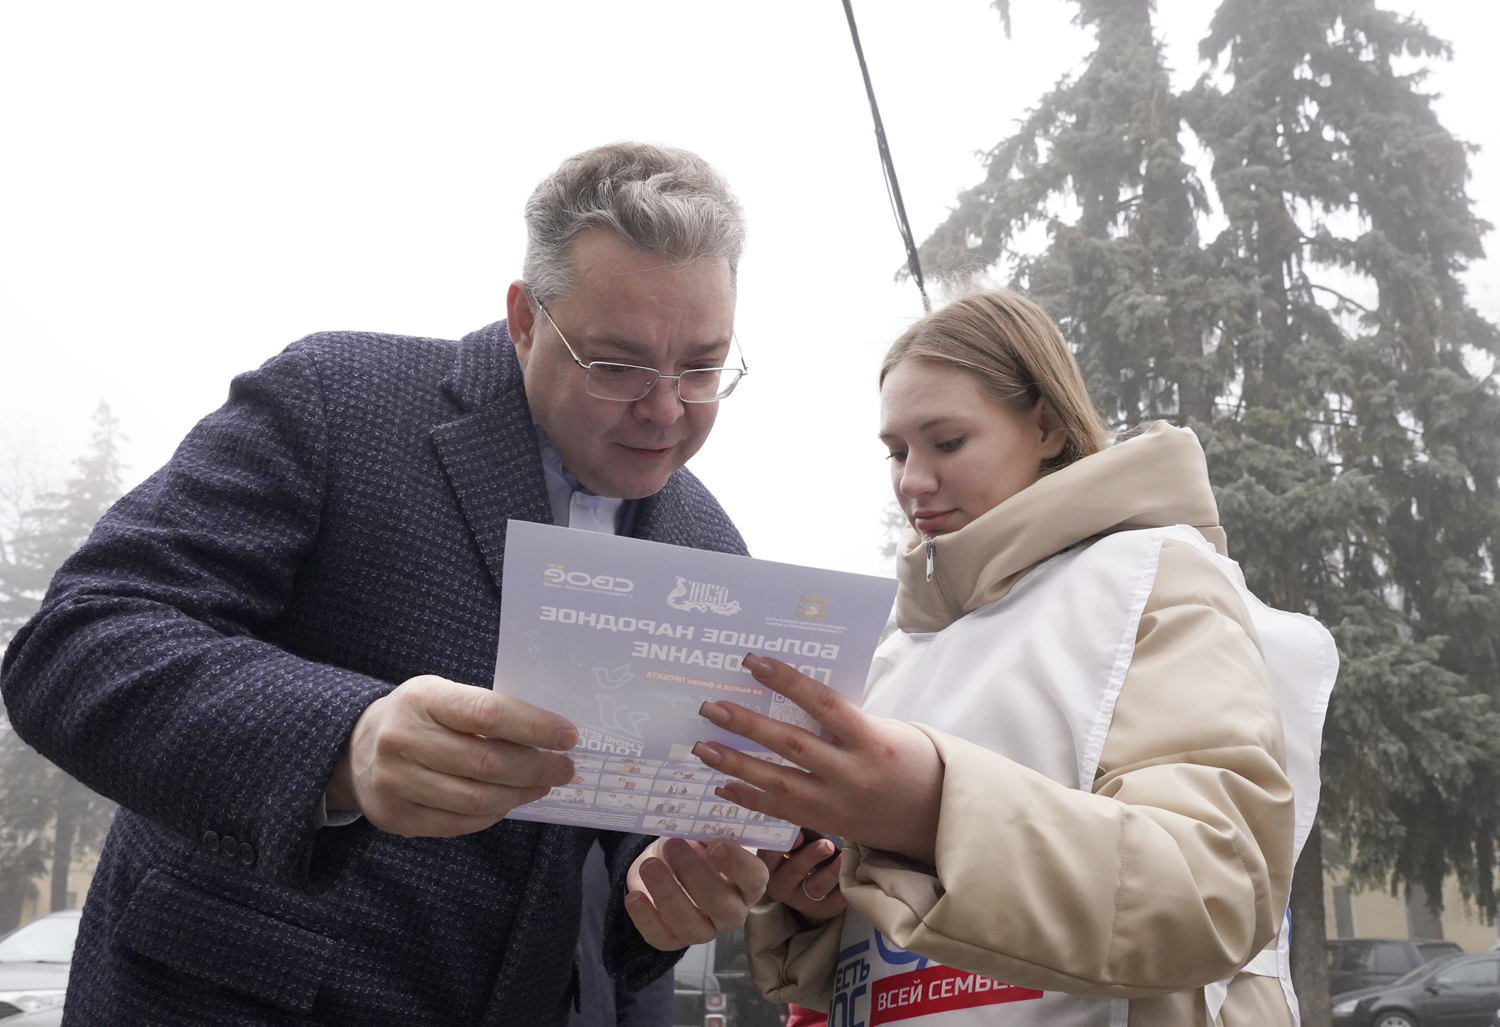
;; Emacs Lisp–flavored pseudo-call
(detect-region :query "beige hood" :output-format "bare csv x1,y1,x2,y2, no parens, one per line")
895,421,1225,632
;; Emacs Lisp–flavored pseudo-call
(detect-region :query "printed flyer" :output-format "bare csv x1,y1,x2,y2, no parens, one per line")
495,520,898,850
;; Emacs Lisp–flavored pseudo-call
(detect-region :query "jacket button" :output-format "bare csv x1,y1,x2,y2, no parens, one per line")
220,835,237,858
238,843,255,867
203,830,219,852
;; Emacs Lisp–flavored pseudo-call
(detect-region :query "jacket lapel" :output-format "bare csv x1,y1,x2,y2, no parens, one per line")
627,474,702,547
431,321,552,596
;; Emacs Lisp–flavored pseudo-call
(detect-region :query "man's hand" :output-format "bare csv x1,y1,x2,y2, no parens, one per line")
625,837,769,950
326,674,578,838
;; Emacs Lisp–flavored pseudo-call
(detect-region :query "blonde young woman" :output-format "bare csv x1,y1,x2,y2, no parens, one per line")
689,291,1335,1027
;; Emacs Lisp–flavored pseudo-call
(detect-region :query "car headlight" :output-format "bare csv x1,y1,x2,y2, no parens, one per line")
0,988,68,1012
1332,998,1358,1016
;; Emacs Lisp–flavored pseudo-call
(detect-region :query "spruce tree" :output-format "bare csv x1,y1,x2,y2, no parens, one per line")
922,0,1221,429
919,0,1500,1018
0,403,124,927
1187,0,1500,935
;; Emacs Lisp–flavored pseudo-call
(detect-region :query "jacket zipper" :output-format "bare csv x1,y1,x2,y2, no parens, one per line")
924,537,963,620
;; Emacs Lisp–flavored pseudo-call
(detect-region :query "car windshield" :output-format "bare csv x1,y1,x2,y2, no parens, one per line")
1391,956,1454,987
0,915,79,963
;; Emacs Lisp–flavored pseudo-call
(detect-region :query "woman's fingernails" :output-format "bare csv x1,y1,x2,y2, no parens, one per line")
818,839,834,856
693,741,724,766
699,701,731,726
709,841,728,862
664,837,689,859
744,653,771,676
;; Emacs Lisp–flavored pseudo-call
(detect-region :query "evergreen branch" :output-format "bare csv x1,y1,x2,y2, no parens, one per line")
989,0,1011,39
1306,282,1376,315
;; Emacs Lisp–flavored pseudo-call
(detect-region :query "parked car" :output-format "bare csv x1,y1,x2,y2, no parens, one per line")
0,909,80,1020
1328,938,1466,996
675,925,786,1027
1331,951,1500,1027
0,1010,62,1027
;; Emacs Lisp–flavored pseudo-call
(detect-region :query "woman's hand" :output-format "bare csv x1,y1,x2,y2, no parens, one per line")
758,831,848,921
625,836,769,950
694,654,944,864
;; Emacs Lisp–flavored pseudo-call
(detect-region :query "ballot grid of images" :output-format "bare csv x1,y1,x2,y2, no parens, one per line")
537,750,800,849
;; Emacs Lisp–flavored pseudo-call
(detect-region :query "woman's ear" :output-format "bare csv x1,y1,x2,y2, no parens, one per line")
1035,399,1068,461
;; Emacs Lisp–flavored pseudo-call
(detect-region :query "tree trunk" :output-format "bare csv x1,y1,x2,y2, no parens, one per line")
50,806,74,912
1290,823,1331,1027
1404,883,1445,939
0,876,24,934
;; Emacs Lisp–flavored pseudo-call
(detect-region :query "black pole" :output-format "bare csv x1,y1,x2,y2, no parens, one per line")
842,0,931,315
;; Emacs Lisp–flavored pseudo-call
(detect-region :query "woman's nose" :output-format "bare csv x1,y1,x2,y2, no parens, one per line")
899,461,937,498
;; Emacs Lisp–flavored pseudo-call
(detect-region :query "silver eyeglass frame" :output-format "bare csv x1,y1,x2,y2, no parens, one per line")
529,290,748,404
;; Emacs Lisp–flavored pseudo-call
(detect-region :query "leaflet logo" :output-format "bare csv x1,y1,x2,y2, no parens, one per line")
543,565,634,594
666,577,741,616
795,593,829,621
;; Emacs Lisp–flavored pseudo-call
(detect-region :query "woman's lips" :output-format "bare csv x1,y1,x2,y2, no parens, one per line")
912,509,957,532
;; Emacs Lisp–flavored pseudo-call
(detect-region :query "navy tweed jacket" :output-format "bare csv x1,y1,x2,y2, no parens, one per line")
0,321,748,1026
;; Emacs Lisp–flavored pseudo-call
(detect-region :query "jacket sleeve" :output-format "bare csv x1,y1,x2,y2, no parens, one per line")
598,831,691,993
841,539,1295,996
746,901,845,1008
0,341,393,892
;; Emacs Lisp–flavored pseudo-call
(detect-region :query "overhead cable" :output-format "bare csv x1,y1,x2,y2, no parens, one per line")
841,0,932,315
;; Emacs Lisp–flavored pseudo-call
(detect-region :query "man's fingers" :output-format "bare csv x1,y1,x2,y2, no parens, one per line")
659,839,752,932
638,851,716,945
348,678,575,840
415,732,575,789
416,676,577,749
742,655,866,742
625,839,763,950
386,766,554,819
624,890,684,952
703,839,770,905
756,847,786,878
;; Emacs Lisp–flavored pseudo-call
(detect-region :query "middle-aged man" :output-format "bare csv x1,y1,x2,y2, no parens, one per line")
0,142,769,1026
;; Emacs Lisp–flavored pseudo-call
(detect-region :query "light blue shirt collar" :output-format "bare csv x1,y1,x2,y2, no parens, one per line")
534,422,624,536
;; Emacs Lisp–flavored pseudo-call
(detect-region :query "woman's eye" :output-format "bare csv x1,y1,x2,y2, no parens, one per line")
936,436,966,453
886,450,908,463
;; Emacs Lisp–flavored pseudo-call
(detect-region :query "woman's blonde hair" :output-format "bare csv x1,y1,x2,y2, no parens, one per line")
879,290,1108,474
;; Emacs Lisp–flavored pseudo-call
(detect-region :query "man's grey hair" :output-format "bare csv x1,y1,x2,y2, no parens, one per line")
522,142,746,306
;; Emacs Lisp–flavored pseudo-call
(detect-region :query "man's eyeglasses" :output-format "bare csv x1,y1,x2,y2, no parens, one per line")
530,292,747,403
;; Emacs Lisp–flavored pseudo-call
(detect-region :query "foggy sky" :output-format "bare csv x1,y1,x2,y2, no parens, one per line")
2,0,1495,576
